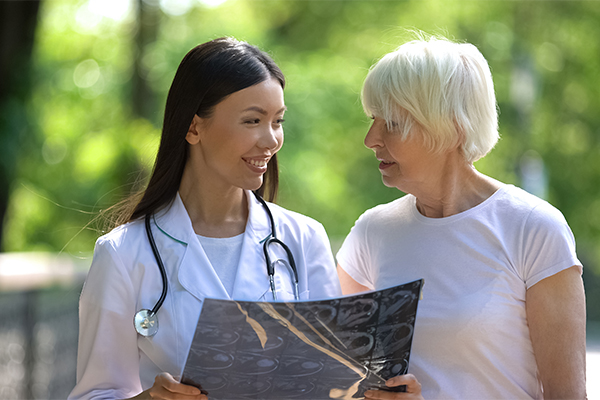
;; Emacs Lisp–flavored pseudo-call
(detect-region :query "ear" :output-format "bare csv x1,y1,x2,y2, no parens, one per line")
451,119,466,150
186,114,203,145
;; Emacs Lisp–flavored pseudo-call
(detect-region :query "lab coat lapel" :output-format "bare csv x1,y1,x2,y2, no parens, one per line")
154,193,229,301
231,191,272,300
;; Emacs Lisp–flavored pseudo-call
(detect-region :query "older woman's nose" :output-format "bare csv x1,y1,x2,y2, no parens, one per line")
364,122,382,150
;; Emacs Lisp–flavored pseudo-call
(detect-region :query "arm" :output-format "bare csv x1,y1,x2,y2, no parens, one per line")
337,264,371,295
526,265,587,399
69,239,143,400
71,239,207,400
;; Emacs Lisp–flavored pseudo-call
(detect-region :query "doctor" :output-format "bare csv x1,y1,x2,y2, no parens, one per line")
69,37,342,400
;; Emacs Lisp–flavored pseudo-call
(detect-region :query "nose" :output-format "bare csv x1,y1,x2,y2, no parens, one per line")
364,120,383,150
259,125,283,152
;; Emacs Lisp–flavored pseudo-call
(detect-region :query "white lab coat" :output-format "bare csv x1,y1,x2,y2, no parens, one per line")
69,191,342,400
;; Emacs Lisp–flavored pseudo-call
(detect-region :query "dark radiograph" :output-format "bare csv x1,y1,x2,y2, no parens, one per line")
181,279,423,399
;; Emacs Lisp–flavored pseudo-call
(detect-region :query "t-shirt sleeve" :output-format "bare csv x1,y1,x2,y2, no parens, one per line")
335,212,376,290
520,201,582,289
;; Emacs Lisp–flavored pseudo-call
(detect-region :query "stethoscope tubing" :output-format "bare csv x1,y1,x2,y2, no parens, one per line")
145,214,168,316
253,193,300,300
136,192,299,336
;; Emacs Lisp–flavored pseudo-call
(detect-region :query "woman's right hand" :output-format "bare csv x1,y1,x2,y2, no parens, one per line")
128,372,207,400
363,374,424,400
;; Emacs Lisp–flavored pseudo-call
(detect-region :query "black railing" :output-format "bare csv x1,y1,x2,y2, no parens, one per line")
0,253,88,400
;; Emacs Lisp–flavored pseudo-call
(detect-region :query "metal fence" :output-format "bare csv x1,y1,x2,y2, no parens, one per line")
0,287,83,400
0,253,88,400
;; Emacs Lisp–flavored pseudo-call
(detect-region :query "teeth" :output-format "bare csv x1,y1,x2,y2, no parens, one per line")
246,159,268,167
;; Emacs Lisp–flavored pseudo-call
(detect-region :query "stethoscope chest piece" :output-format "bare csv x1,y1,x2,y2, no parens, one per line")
134,309,159,337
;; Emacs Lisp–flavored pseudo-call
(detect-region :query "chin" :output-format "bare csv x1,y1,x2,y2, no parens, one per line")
381,177,395,188
243,178,264,192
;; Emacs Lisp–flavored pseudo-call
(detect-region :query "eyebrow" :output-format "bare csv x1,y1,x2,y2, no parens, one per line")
242,106,287,115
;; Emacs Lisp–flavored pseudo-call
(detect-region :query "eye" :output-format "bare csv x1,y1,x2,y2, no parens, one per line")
244,118,261,125
274,118,285,126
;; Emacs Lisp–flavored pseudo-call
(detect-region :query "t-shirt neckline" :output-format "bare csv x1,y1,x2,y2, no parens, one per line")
409,184,511,225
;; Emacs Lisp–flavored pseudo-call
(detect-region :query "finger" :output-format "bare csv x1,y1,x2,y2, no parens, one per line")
149,386,207,400
363,374,423,399
150,386,208,400
386,374,421,393
155,373,203,396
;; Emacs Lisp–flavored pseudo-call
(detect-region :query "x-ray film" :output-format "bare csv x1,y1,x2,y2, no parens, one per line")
181,279,424,399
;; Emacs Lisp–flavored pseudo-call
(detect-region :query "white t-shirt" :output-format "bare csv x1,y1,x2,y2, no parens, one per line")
336,184,581,400
196,233,244,296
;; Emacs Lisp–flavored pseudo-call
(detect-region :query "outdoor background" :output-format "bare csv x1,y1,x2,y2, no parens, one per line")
1,0,599,399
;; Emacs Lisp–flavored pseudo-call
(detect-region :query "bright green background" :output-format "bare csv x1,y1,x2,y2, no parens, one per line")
3,0,600,317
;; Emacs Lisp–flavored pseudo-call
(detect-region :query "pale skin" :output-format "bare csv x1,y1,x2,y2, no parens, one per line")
127,78,286,399
338,117,587,399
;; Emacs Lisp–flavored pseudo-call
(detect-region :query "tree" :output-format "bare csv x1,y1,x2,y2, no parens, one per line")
0,0,42,251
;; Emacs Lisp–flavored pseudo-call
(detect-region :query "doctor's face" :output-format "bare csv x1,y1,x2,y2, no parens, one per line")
188,78,285,192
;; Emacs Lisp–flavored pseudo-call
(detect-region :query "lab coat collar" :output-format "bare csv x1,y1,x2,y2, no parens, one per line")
153,192,192,245
153,191,272,302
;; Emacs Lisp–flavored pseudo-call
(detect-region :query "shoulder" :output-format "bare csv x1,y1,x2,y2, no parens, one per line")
82,219,148,307
354,195,413,228
96,218,145,247
266,201,326,234
496,185,569,227
93,219,147,265
264,202,335,256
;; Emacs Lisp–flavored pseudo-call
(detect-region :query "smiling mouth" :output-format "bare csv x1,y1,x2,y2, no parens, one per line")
243,158,270,172
244,158,268,167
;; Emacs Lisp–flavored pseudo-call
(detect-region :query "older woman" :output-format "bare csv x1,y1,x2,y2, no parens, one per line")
336,36,586,400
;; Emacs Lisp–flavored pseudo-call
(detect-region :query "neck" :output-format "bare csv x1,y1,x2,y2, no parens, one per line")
178,165,248,238
413,155,502,219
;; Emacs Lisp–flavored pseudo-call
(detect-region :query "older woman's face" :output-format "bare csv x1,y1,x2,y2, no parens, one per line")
364,117,449,193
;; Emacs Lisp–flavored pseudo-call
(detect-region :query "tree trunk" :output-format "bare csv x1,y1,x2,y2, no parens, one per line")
0,0,42,251
132,0,160,121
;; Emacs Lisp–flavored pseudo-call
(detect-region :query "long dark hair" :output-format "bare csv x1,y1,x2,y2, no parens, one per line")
109,37,285,229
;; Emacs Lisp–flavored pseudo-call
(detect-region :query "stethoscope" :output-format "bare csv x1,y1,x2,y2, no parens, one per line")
133,191,300,337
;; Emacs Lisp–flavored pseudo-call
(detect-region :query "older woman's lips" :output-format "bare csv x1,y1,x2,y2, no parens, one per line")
379,161,395,170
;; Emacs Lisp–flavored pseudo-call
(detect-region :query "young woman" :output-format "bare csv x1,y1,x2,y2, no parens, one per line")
69,37,341,400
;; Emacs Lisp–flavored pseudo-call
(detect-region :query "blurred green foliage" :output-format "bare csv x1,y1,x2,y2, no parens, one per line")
2,0,600,315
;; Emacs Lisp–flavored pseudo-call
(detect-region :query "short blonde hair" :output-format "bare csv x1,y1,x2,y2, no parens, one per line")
362,35,499,163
